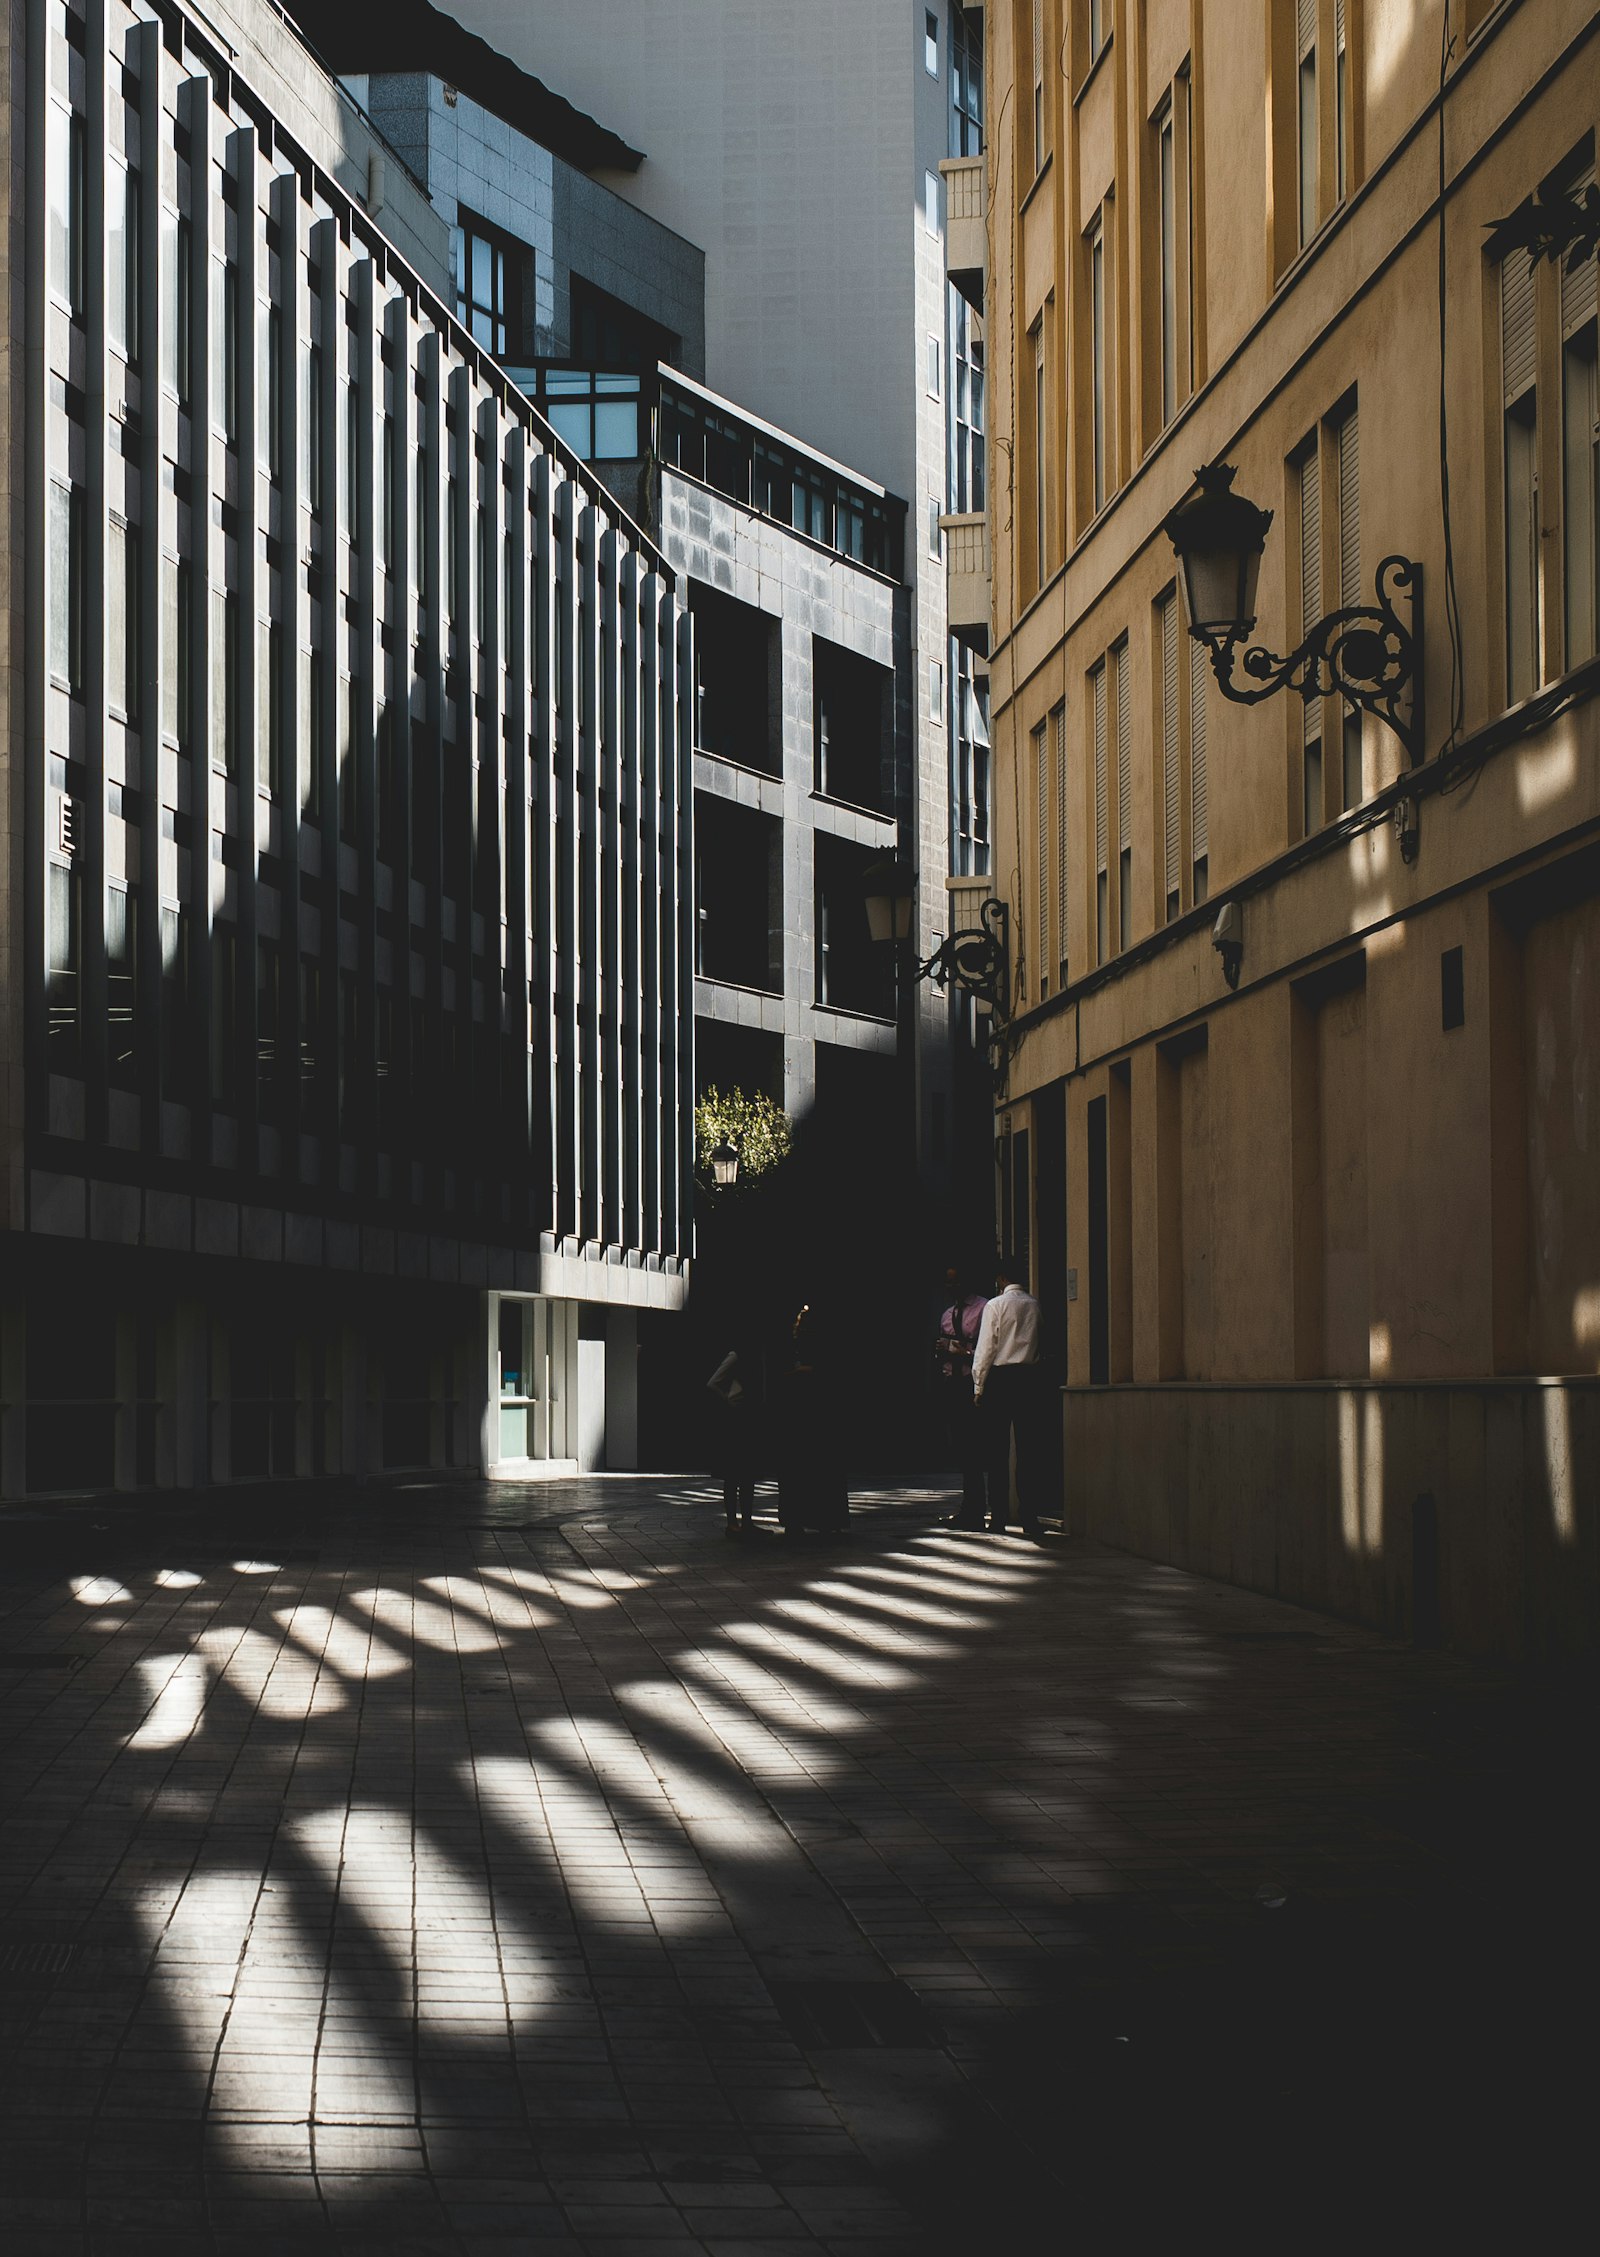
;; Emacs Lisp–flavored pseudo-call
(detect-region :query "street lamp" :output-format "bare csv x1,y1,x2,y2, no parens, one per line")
861,856,1010,1021
709,1139,739,1189
1162,460,1423,767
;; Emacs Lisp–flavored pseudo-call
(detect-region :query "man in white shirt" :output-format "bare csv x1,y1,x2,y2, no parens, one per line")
971,1254,1045,1539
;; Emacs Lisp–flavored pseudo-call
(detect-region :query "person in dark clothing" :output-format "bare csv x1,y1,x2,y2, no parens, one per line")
706,1349,759,1535
972,1254,1046,1539
935,1270,990,1528
776,1304,850,1533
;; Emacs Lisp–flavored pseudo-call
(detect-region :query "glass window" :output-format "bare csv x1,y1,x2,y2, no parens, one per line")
951,4,984,158
526,368,642,462
925,169,941,237
1562,198,1598,668
454,214,510,356
49,105,84,315
1089,212,1109,511
47,480,82,690
1158,100,1177,427
110,160,139,361
925,8,939,75
1297,0,1318,249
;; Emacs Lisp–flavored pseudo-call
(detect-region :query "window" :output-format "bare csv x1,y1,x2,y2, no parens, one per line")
1158,588,1180,920
1088,0,1107,67
1053,703,1069,984
305,342,323,516
925,170,941,237
928,496,942,557
1333,401,1361,808
1034,719,1050,996
452,213,511,355
107,885,137,1088
215,261,238,442
926,9,940,76
261,620,283,794
47,858,80,1066
950,640,991,875
110,160,139,361
1092,658,1109,963
1297,0,1318,248
110,518,138,720
49,105,84,316
1502,247,1540,704
930,657,944,718
1115,638,1131,950
47,481,83,691
1150,70,1194,437
927,333,942,398
951,4,984,158
1088,210,1111,511
950,290,986,511
213,590,239,774
1335,0,1349,203
1031,319,1047,584
815,639,892,809
265,304,282,481
1562,192,1598,669
211,926,236,1106
1296,439,1323,832
1190,638,1208,901
1031,0,1045,176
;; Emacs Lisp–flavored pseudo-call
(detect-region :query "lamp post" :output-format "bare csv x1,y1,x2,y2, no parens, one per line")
1162,461,1423,769
861,855,1010,1021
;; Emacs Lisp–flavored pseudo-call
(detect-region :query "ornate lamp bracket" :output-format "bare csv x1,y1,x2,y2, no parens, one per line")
1203,556,1424,768
918,896,1010,1021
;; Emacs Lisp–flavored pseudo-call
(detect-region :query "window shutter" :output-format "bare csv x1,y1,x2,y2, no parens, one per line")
1562,179,1598,338
1297,0,1317,58
1190,639,1208,862
1034,720,1050,980
1334,0,1346,47
1502,250,1537,405
1093,664,1108,878
1055,703,1069,975
1033,0,1043,85
1299,446,1321,746
1161,593,1179,899
1337,407,1360,610
1115,639,1131,854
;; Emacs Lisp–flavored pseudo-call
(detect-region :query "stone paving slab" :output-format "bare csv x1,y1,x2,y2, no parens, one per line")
0,1474,1590,2251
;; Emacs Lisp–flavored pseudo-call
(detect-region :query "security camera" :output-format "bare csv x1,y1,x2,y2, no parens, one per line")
1212,900,1242,990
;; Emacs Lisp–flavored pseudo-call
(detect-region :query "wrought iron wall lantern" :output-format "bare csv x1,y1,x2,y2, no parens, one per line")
862,858,1011,1021
1162,461,1423,769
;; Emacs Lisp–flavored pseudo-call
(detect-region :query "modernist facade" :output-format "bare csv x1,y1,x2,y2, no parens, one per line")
317,39,918,1216
411,0,992,1240
983,0,1599,1661
0,0,695,1500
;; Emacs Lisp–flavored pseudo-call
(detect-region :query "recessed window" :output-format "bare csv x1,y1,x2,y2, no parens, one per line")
928,497,943,556
925,169,941,236
925,9,940,76
930,657,944,718
927,334,942,398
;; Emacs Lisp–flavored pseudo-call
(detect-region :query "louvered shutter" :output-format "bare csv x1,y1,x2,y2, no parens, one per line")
1160,593,1179,900
1297,0,1317,59
1034,721,1050,983
1299,447,1322,746
1054,704,1069,976
1115,639,1130,854
1093,664,1108,879
1334,0,1345,47
1033,0,1043,84
1190,639,1208,863
1337,408,1359,609
1563,178,1598,338
1502,249,1537,404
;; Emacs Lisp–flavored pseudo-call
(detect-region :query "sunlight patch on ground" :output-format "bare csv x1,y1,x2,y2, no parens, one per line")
126,1653,208,1749
70,1574,130,1605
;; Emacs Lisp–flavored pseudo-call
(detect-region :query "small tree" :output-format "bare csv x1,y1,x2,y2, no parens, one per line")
695,1085,793,1189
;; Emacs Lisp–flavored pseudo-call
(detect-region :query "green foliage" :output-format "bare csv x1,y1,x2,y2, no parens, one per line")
695,1085,793,1187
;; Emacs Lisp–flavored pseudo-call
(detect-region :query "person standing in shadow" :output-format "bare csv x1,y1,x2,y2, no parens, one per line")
776,1303,851,1535
706,1347,760,1536
972,1253,1046,1540
936,1266,990,1529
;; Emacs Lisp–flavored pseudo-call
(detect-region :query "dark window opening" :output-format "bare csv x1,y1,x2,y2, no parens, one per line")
816,834,894,1020
690,581,778,774
569,273,676,370
695,792,782,994
815,639,892,813
1087,1095,1110,1385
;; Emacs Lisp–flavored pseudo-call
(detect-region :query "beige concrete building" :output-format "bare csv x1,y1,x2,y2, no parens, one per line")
979,0,1599,1662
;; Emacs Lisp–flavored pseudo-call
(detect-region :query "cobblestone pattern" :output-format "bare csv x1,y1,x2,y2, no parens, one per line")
0,1478,1575,2252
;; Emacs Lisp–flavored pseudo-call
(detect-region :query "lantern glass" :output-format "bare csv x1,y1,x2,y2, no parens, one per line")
1165,462,1273,644
862,860,915,946
710,1141,739,1188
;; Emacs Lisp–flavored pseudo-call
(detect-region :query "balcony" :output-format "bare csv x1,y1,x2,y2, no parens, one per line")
940,155,985,310
941,511,990,643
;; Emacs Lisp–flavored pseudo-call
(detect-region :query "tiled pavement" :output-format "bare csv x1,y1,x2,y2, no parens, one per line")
0,1475,1590,2254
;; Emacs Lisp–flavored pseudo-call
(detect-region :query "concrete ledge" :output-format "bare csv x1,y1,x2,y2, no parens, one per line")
1064,1378,1600,1665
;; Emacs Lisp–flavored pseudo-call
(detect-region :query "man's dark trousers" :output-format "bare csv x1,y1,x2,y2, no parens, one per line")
983,1363,1045,1531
